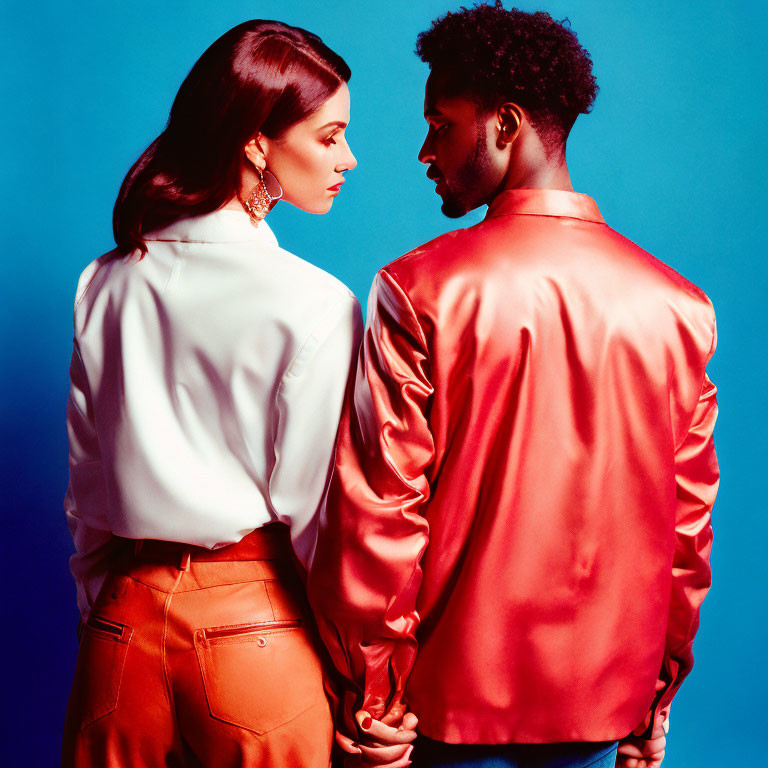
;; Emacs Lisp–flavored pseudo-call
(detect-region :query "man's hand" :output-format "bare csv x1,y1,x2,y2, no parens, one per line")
616,711,668,768
335,708,418,767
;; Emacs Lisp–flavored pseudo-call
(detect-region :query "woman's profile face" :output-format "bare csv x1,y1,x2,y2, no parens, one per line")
263,83,356,215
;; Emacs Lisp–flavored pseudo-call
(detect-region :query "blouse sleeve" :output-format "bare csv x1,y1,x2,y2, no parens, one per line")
268,291,363,567
64,339,116,620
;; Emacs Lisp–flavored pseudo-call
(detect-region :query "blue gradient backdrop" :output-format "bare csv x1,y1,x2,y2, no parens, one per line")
1,1,765,763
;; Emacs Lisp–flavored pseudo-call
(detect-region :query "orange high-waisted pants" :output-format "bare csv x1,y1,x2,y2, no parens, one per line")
62,524,333,767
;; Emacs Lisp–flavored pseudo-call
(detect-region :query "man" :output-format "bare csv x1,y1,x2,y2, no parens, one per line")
308,4,718,767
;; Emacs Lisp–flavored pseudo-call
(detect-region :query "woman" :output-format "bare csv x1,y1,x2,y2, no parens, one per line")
62,20,361,767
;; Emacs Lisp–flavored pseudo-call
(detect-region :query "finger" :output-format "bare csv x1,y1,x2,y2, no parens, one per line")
335,730,362,755
357,712,417,745
618,735,666,759
358,706,418,734
355,728,418,749
358,741,412,763
381,703,406,726
360,743,414,768
642,735,666,755
652,709,668,733
356,711,375,732
618,743,646,758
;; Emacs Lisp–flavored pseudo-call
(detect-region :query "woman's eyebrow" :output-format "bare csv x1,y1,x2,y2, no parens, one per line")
316,121,347,131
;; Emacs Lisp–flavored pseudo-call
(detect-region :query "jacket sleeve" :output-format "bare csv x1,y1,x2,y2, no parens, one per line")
65,339,116,621
307,268,433,735
268,291,363,567
638,322,719,737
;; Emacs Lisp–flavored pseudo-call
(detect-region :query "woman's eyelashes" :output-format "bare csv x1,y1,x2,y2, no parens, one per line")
323,127,351,147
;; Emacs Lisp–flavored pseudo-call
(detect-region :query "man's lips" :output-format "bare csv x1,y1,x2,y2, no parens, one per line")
427,168,446,193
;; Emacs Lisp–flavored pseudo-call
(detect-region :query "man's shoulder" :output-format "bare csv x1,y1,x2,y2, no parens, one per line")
381,225,479,290
602,225,715,314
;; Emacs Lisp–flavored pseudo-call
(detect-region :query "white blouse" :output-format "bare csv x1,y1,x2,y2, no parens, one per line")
65,207,363,619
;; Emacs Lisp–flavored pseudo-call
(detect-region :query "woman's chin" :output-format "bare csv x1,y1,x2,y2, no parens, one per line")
287,198,334,215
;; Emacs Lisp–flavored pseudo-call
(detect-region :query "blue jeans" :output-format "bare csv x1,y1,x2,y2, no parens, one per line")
411,735,619,768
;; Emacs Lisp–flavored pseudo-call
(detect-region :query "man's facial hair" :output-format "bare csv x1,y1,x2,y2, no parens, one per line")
441,119,490,219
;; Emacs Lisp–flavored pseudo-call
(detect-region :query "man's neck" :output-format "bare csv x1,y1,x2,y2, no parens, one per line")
501,160,574,194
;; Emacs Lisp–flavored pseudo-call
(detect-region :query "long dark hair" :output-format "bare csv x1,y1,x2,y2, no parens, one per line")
112,20,351,256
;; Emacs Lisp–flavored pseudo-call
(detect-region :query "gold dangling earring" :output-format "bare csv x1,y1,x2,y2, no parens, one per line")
239,169,283,225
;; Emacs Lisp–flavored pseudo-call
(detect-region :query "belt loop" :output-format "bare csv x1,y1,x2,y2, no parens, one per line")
179,551,191,571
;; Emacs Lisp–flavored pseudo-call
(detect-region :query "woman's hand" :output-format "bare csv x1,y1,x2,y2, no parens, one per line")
335,708,418,767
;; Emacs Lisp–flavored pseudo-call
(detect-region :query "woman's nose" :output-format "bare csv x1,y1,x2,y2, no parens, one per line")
341,145,357,172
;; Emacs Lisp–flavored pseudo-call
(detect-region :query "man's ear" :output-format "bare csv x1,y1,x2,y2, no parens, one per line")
244,134,268,171
496,103,523,148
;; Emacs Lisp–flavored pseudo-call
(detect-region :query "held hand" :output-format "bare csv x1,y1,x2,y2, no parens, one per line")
335,709,418,767
616,711,668,768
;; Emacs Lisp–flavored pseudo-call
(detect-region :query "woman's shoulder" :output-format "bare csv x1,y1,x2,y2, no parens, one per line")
263,245,361,348
267,242,355,305
71,232,359,341
73,249,127,310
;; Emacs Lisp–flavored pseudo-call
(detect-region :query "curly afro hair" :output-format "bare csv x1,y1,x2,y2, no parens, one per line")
416,2,598,153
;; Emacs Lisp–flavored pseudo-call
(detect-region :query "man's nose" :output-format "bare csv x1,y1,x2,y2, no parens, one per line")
418,135,434,165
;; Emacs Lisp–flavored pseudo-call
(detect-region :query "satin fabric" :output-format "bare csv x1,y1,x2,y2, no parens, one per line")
308,188,718,744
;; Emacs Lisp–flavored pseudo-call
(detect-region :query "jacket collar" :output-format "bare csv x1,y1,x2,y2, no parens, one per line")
485,188,605,224
144,207,279,247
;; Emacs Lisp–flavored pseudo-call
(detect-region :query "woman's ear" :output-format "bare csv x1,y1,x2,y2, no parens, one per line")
244,134,268,171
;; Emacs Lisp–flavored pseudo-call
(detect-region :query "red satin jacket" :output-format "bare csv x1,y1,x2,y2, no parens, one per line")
308,188,718,744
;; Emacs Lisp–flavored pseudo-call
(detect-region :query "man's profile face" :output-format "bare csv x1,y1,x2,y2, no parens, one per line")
418,73,503,218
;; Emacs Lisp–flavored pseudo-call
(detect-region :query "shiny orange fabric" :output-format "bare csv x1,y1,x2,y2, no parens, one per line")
308,188,718,744
63,525,333,767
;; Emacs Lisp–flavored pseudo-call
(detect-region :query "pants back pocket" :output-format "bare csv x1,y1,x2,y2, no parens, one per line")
194,620,325,734
68,616,133,729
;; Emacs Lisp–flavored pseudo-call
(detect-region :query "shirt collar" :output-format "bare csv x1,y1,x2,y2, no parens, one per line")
144,207,279,247
485,188,605,224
